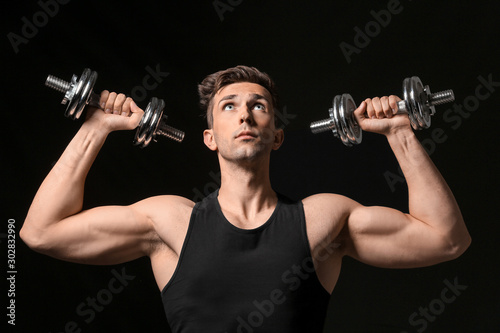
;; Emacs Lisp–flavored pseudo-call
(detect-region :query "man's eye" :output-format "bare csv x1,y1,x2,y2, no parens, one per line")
223,104,234,111
253,104,265,111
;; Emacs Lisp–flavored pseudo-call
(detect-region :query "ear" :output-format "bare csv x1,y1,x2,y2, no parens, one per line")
203,129,218,151
272,128,284,150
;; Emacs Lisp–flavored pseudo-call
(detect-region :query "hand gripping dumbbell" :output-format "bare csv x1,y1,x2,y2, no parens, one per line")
44,68,185,147
309,76,455,146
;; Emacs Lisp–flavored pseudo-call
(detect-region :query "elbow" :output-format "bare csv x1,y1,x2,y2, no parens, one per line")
445,231,472,261
19,224,33,247
19,224,40,251
20,222,52,254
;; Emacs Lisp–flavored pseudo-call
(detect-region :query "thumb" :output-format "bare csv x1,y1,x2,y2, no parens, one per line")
353,101,367,123
130,100,143,114
129,100,144,128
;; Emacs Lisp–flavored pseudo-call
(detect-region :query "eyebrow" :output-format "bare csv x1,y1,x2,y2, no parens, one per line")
218,93,270,105
218,94,237,105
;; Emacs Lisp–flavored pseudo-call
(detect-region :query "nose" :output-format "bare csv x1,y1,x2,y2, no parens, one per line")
239,107,254,125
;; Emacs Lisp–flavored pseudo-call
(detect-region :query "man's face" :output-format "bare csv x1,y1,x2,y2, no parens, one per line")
203,82,283,163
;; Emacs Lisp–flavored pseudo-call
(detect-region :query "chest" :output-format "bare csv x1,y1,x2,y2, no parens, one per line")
219,206,277,230
162,217,330,332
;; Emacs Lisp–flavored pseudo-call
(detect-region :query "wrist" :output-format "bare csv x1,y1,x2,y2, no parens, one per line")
80,121,110,145
386,126,415,141
385,127,421,152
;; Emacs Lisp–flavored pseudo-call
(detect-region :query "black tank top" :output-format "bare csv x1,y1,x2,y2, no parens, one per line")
161,190,330,332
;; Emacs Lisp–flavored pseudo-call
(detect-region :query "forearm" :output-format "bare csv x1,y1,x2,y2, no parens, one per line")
386,129,469,241
22,122,109,236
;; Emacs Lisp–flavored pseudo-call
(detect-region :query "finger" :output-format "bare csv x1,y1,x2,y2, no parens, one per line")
380,96,392,118
364,98,375,118
121,97,133,116
371,97,384,119
99,90,110,110
113,93,127,115
104,92,117,114
389,95,399,114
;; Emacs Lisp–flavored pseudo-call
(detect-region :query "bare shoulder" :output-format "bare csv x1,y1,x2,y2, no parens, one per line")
302,193,360,252
133,195,195,216
132,195,195,254
302,193,358,224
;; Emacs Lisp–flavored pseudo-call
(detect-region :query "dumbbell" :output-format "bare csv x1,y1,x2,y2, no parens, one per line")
309,76,455,146
44,68,185,147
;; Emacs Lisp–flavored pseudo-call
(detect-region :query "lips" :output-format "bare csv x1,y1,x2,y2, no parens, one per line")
236,130,257,139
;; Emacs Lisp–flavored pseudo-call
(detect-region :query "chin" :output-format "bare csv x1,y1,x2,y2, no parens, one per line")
230,147,268,162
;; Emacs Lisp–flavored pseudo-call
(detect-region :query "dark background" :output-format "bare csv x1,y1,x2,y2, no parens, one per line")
2,0,499,332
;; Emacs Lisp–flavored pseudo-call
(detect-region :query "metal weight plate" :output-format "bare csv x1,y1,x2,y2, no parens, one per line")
134,97,165,147
332,95,344,143
402,77,421,130
340,94,361,146
403,76,434,130
418,83,433,129
134,100,154,146
76,70,98,119
410,77,430,129
148,100,164,142
65,68,98,120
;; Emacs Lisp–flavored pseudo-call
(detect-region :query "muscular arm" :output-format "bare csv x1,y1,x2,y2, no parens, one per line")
312,96,471,269
20,92,185,264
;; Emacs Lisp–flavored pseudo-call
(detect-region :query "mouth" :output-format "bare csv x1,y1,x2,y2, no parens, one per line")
236,130,257,140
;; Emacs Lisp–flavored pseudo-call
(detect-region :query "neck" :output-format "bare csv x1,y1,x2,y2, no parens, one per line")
217,155,277,221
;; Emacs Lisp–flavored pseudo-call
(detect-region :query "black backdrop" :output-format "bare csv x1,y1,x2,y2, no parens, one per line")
3,1,500,332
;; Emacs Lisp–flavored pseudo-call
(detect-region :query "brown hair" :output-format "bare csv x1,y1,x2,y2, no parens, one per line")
198,65,279,128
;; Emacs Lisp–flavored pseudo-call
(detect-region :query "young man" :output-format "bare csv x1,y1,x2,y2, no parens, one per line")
21,66,471,332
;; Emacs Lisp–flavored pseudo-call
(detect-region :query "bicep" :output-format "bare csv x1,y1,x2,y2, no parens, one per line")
344,205,454,268
41,204,156,265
